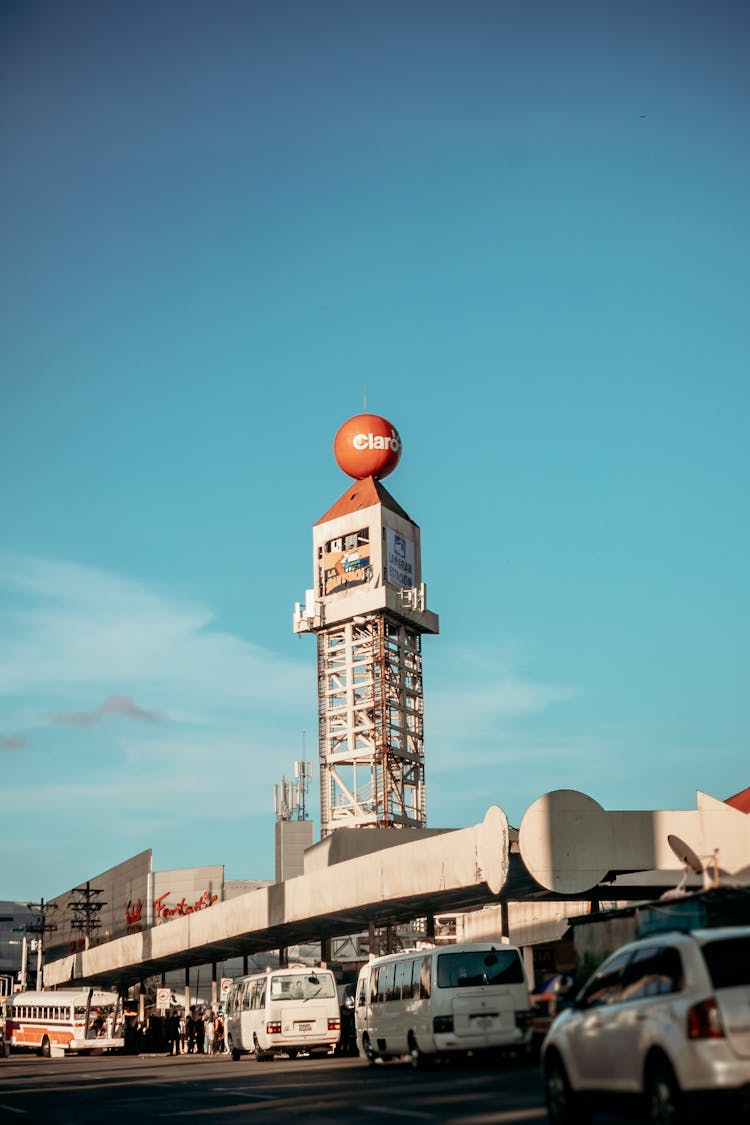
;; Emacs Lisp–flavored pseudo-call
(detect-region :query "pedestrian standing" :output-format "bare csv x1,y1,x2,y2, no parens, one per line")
166,1009,180,1056
186,1007,197,1053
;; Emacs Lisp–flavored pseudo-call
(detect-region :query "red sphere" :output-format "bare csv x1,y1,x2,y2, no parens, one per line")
334,414,402,480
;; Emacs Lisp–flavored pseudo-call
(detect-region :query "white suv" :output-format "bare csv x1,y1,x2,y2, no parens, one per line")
541,926,750,1124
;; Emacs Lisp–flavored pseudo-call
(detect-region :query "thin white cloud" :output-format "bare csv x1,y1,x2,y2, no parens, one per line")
427,654,579,745
0,555,309,716
0,555,315,887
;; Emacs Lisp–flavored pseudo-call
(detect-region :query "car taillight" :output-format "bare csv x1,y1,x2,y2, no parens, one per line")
515,1010,534,1030
687,998,724,1039
266,1021,281,1035
433,1015,453,1034
328,1018,340,1031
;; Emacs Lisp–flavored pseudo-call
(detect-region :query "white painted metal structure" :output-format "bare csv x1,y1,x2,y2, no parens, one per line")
294,476,438,835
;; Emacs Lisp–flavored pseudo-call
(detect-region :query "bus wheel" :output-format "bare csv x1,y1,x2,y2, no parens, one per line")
39,1036,51,1058
408,1032,432,1071
362,1033,376,1065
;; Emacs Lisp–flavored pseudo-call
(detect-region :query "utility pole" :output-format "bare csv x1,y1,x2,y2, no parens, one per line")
25,899,58,991
69,881,105,948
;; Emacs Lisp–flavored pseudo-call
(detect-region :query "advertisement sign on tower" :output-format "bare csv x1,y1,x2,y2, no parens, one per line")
385,528,415,589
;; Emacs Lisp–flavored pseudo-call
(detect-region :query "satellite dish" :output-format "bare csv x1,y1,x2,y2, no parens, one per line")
667,834,703,875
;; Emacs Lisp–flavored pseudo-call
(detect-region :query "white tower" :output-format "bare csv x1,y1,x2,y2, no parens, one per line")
293,414,439,837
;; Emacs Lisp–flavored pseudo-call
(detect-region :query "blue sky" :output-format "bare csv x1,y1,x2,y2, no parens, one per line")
1,0,748,902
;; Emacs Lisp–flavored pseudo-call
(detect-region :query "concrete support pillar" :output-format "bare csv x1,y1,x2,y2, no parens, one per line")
243,954,248,975
211,962,217,1009
501,899,510,939
320,936,331,966
278,947,288,968
184,967,190,1016
522,946,535,991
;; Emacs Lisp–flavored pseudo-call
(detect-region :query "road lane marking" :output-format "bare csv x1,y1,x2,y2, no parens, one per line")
362,1107,434,1119
449,1109,546,1124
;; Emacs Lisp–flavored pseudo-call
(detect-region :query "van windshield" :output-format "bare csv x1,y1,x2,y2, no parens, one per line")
437,949,524,988
270,973,336,1000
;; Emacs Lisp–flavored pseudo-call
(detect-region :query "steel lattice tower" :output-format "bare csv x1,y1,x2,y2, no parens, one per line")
293,419,439,837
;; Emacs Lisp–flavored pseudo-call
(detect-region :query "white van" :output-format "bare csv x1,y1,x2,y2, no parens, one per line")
355,942,533,1067
225,966,340,1061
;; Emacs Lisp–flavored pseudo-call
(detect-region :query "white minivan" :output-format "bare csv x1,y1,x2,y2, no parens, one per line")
225,965,340,1061
355,942,533,1067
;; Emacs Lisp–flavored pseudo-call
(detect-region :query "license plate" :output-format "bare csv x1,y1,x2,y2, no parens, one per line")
296,1022,312,1032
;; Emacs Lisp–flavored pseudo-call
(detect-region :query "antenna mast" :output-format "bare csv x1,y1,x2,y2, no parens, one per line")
273,746,314,822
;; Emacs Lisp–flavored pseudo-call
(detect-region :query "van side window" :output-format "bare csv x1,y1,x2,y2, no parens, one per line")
394,959,411,1000
357,975,367,1007
383,963,396,1002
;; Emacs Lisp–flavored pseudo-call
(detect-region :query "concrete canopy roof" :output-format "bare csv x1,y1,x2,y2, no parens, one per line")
44,807,509,990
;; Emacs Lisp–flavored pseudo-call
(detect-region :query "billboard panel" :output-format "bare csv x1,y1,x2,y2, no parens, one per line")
385,527,415,589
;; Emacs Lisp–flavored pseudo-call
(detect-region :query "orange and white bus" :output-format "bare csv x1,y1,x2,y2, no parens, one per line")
3,988,125,1057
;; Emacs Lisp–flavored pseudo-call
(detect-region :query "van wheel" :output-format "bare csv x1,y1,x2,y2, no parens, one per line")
253,1034,270,1062
408,1032,432,1070
362,1033,376,1065
286,1048,298,1059
39,1035,51,1058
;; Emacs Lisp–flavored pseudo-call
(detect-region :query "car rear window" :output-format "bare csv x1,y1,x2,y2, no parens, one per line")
701,936,750,989
437,949,524,988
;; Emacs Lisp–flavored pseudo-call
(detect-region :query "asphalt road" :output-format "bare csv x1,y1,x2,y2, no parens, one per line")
0,1051,552,1125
